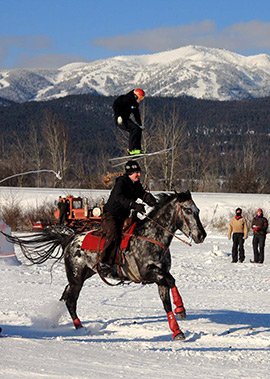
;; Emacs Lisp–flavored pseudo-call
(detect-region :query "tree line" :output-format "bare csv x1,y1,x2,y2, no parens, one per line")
0,94,269,193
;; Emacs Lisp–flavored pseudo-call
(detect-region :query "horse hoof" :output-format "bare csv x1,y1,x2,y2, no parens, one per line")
173,330,186,340
175,310,186,319
73,318,83,329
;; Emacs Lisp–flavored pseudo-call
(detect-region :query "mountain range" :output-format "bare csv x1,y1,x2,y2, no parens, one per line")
1,45,270,103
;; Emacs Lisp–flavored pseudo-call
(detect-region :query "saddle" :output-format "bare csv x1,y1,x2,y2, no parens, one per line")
81,221,137,252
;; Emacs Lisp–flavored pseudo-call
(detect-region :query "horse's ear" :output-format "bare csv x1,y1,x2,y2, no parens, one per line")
174,190,180,199
185,190,192,199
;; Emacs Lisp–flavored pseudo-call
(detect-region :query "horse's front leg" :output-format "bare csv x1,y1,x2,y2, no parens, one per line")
157,269,186,319
158,285,185,340
171,286,186,320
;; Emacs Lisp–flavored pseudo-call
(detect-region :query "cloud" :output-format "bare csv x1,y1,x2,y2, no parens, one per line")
92,20,270,53
0,35,87,69
16,53,88,69
0,35,52,66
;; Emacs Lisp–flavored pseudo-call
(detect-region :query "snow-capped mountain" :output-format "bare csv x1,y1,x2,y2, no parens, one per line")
1,45,270,103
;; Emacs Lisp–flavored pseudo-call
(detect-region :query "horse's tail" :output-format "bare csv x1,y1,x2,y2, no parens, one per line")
1,226,76,265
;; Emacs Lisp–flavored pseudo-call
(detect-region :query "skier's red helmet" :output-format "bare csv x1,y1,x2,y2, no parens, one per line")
134,88,145,100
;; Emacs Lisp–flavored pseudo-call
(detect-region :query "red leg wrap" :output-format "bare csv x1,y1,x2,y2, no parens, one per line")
73,318,83,329
167,311,181,338
171,286,186,314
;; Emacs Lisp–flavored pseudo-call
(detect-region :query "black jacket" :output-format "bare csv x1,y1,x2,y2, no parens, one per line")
113,90,142,127
252,216,268,235
103,174,147,220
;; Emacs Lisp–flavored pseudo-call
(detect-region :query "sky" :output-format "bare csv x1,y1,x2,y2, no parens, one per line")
1,0,270,69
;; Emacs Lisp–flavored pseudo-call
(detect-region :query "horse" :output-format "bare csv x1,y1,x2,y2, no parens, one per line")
6,190,206,340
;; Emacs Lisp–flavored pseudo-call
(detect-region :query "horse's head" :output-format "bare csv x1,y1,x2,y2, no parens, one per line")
174,190,206,244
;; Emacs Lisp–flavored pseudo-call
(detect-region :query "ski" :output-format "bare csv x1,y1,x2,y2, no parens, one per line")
110,147,175,167
109,146,174,165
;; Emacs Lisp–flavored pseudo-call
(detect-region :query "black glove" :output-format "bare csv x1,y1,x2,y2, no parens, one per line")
134,203,146,214
143,192,157,207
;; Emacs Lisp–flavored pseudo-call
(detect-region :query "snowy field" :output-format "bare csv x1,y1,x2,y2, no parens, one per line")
1,187,270,379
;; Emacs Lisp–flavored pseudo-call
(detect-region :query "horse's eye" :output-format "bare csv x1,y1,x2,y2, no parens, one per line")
184,208,192,215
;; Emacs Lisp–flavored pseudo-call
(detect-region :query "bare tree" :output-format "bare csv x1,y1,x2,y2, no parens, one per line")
226,137,265,193
149,105,187,191
28,123,42,187
42,112,69,187
11,132,28,187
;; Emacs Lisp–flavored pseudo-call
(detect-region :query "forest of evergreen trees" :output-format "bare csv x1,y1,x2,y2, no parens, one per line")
0,94,269,192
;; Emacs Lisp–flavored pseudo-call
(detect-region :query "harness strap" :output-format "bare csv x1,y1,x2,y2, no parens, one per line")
143,214,192,247
123,232,168,251
96,263,124,286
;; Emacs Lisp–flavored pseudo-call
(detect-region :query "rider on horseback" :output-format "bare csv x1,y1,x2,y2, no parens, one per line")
100,160,156,266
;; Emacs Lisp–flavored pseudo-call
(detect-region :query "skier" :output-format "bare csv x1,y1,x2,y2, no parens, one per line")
228,208,248,263
100,160,156,266
251,208,268,264
113,89,146,155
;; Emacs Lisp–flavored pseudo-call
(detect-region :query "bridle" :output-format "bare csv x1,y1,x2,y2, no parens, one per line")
174,199,194,239
144,199,194,247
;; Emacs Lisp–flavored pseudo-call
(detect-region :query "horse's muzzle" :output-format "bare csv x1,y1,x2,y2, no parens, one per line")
193,230,207,244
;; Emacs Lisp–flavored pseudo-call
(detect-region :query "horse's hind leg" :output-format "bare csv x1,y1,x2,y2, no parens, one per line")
60,263,95,329
60,282,83,329
158,285,185,340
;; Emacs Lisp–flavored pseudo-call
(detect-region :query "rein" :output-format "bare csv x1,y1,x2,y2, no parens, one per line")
143,200,193,247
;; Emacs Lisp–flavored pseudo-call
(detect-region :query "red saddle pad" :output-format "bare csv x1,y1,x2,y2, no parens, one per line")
81,231,105,251
81,223,137,251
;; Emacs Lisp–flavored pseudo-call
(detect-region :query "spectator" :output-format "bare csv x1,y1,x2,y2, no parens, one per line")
251,208,268,264
58,198,69,225
228,208,248,263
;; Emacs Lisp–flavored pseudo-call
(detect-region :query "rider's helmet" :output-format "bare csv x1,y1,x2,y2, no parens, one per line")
134,88,145,100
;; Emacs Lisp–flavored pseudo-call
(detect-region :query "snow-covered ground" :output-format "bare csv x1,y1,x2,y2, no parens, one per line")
1,188,270,378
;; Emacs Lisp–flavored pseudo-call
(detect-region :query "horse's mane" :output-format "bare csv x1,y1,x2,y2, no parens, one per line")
146,190,192,219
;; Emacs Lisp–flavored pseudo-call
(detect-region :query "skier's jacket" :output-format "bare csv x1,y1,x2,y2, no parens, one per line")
113,90,142,127
103,174,150,220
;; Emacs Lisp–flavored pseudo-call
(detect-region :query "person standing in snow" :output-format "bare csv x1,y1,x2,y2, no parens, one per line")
251,208,268,264
228,208,248,263
113,89,146,155
100,160,156,266
57,198,70,225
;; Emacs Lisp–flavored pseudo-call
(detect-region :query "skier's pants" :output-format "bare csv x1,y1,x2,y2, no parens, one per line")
118,119,142,151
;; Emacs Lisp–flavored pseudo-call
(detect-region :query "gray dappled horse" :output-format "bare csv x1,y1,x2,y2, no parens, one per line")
7,191,206,340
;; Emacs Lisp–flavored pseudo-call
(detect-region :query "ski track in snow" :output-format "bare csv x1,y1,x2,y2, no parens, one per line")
1,192,270,378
